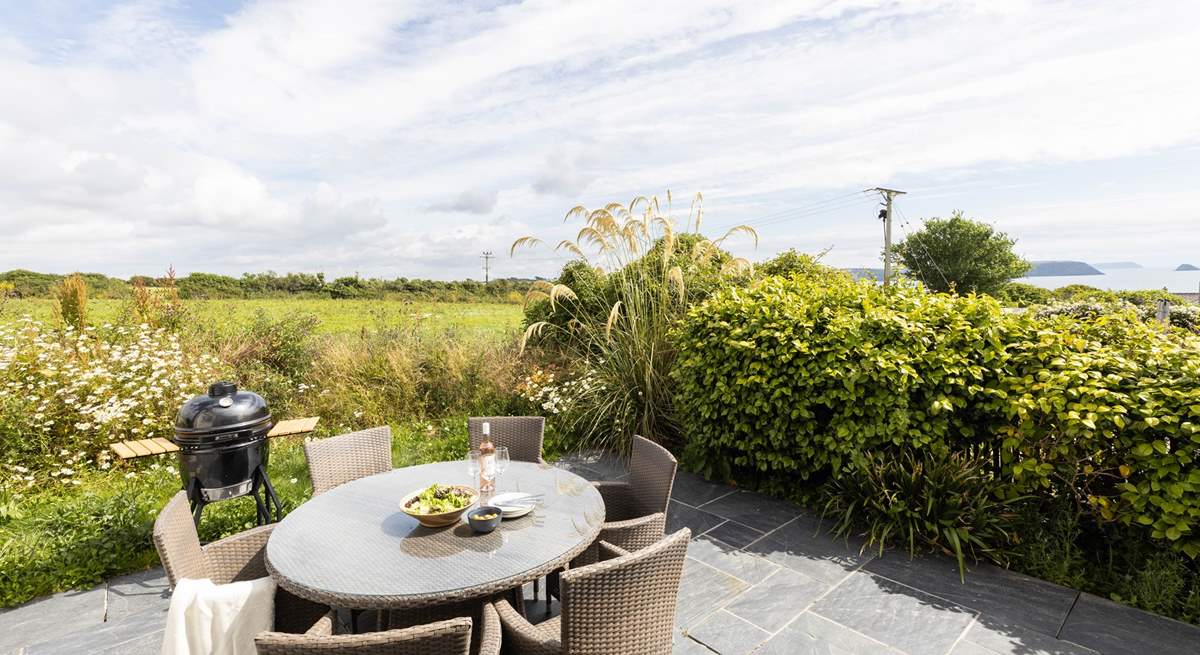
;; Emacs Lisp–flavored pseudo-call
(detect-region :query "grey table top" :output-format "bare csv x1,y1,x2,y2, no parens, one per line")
265,460,605,609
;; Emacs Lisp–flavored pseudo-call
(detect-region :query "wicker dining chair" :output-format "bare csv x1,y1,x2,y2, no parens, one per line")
304,426,393,495
256,612,474,655
384,599,501,655
468,416,545,463
493,529,691,655
152,491,328,634
586,434,678,559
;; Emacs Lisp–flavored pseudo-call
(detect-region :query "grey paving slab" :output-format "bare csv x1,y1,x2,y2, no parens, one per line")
104,568,170,621
752,611,905,655
668,499,727,537
1058,592,1200,655
864,551,1080,638
744,515,872,585
97,630,164,654
705,520,765,549
26,598,166,654
687,535,780,585
676,557,751,630
674,634,717,654
726,567,828,632
957,619,1098,655
699,490,801,533
810,571,977,655
0,586,105,652
688,609,771,655
672,471,737,508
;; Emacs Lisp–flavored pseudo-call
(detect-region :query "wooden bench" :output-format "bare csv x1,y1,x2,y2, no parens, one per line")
108,417,320,461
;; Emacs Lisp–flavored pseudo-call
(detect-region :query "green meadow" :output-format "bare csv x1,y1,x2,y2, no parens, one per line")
0,297,524,335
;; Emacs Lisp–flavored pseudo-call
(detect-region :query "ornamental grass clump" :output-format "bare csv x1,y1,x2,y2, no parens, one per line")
823,449,1023,579
513,193,755,452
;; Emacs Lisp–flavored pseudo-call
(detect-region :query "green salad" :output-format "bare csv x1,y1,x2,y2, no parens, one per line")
404,484,474,514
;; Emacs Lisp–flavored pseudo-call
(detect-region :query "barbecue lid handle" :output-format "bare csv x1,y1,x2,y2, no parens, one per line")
208,381,237,397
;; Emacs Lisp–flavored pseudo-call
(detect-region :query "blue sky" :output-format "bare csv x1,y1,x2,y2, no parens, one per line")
1,0,1198,280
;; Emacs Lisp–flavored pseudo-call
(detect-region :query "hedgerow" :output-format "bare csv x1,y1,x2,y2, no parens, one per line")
672,273,1200,558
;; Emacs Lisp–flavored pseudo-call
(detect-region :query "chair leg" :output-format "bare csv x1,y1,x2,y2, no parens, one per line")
533,576,539,601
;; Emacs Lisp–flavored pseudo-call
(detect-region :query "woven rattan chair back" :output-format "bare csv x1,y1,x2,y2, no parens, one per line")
559,528,690,654
256,615,473,655
629,435,677,517
305,426,393,495
468,416,545,463
153,490,209,585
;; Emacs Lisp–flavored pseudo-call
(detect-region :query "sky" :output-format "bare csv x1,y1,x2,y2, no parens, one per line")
1,0,1199,281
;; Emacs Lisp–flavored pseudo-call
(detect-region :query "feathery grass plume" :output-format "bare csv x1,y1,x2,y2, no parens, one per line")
53,273,88,330
511,191,756,452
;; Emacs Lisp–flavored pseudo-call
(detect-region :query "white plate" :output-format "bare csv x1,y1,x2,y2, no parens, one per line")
490,492,536,518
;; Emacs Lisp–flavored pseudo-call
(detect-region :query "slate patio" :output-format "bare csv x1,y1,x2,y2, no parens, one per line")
2,454,1198,654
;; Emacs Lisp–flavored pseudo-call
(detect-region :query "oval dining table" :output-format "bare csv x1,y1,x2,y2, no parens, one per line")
265,460,605,610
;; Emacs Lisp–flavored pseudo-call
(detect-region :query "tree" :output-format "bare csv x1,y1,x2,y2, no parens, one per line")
891,211,1030,295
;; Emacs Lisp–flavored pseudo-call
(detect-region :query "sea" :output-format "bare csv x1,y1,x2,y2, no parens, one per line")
1016,268,1200,293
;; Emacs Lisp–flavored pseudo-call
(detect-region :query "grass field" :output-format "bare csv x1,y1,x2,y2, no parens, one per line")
0,298,524,335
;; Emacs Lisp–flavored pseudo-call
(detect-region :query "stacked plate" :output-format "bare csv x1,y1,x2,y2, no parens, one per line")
489,492,537,518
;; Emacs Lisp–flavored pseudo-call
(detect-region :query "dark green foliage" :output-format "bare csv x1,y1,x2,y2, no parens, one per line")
0,270,129,299
1009,500,1200,624
673,273,1200,558
0,474,170,606
0,269,532,303
177,272,244,298
824,449,1022,578
995,282,1053,307
891,211,1031,295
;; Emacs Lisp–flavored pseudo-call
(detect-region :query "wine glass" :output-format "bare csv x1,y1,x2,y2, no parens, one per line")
495,446,510,489
466,450,481,488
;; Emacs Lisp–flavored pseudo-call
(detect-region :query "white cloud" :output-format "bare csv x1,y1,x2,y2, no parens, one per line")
428,188,500,214
0,0,1198,279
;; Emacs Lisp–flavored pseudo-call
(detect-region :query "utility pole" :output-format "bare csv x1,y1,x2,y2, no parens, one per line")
871,187,906,287
480,251,494,283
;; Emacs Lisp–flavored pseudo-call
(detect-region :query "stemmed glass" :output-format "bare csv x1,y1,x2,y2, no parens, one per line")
495,446,510,490
466,450,481,490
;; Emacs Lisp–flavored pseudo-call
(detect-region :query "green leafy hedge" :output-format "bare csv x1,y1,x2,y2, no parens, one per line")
672,273,1200,557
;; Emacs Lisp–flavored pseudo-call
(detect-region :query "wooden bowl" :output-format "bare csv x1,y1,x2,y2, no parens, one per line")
400,485,478,528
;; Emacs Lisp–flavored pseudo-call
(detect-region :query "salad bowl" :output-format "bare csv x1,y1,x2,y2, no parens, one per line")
400,483,478,528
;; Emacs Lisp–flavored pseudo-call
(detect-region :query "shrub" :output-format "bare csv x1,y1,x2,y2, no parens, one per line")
53,273,88,331
824,449,1022,578
1116,289,1179,307
674,274,1008,485
214,311,320,417
995,282,1052,307
126,268,187,331
673,273,1200,557
1053,284,1118,303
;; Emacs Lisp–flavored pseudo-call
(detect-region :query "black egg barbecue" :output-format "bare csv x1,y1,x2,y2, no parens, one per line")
173,381,282,525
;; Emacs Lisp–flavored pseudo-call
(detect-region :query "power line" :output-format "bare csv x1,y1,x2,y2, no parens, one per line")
706,191,877,234
896,207,950,291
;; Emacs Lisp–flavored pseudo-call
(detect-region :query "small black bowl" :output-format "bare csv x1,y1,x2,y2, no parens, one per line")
467,506,503,533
